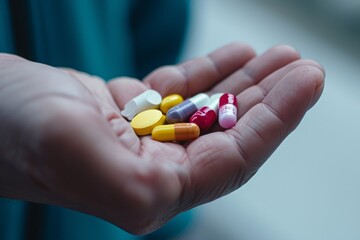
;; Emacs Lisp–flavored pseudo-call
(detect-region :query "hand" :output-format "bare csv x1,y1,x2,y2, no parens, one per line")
0,43,324,235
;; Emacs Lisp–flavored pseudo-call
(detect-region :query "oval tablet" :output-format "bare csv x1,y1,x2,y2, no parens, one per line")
130,109,165,136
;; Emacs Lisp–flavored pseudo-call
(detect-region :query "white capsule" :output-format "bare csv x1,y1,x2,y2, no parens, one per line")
121,90,162,120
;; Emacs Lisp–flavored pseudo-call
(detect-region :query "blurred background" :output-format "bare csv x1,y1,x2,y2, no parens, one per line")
175,0,360,239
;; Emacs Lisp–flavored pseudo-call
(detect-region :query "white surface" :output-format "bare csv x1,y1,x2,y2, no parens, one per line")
176,1,360,239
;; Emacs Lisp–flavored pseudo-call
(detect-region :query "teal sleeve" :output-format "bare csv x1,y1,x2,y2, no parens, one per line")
0,199,27,240
6,0,135,80
129,0,190,79
40,206,141,240
2,0,189,80
0,0,14,52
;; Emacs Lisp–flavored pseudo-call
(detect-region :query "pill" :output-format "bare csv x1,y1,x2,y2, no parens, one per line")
121,89,162,120
189,94,221,132
166,93,210,123
152,123,200,142
218,93,238,129
130,109,165,136
160,94,184,114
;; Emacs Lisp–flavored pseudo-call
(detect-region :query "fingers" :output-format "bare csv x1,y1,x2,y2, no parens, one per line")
231,65,324,173
209,45,300,95
236,59,324,118
109,44,299,108
107,42,254,111
183,65,325,207
144,42,256,98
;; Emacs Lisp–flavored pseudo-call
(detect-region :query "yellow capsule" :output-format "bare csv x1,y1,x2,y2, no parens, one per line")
152,123,200,142
160,94,184,114
131,109,165,136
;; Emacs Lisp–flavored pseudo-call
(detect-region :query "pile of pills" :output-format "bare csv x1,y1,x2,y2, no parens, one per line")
121,90,238,142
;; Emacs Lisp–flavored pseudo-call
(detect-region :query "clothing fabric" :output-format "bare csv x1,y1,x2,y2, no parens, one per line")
0,0,191,239
1,0,189,80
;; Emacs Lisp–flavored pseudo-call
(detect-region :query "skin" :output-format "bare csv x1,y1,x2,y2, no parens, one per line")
0,42,324,235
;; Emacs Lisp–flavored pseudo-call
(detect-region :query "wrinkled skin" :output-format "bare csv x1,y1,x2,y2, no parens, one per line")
0,43,324,234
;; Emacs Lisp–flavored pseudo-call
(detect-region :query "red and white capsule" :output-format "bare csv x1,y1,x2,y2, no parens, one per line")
189,94,221,132
218,93,238,129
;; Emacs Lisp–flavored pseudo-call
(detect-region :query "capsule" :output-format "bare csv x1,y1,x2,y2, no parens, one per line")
218,93,238,129
152,123,200,142
166,93,210,123
160,94,184,114
189,94,221,132
121,89,162,120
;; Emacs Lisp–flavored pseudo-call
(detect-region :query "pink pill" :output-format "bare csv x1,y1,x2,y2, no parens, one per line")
218,93,238,129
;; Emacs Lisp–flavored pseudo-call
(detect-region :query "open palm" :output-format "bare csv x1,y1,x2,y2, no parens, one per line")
0,43,324,235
